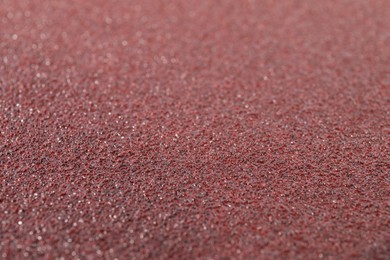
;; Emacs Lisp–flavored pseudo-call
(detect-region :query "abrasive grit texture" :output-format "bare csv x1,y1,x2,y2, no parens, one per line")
0,0,389,259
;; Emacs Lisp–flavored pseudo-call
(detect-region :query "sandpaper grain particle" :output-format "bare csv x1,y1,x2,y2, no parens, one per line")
1,0,390,259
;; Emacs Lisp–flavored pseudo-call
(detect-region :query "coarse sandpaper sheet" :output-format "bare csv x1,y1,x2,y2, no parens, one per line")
0,0,389,259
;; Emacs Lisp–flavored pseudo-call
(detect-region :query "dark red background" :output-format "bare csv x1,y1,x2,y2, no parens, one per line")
1,0,389,259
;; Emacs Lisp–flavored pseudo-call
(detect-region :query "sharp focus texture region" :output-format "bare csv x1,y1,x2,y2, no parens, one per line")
0,0,389,259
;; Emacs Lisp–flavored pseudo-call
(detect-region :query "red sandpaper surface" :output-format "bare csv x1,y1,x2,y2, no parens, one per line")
1,0,389,259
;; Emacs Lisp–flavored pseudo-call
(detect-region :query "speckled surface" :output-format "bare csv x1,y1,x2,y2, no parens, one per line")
1,0,389,259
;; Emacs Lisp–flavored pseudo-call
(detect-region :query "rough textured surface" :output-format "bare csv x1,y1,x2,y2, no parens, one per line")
1,0,389,259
